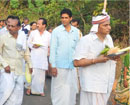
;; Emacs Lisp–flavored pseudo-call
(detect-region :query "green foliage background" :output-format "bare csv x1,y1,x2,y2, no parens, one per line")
0,0,129,47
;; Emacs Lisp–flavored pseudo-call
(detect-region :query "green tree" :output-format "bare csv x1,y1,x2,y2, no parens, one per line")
0,0,128,47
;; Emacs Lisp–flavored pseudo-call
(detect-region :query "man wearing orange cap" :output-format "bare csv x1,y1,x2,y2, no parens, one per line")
73,13,117,105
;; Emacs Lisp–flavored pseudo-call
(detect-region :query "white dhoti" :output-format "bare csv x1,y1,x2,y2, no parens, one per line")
51,68,77,105
80,91,111,105
31,69,45,94
0,70,24,105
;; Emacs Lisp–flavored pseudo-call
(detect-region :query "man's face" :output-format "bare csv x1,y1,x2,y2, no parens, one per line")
98,20,111,35
0,21,4,26
61,13,72,26
48,29,53,33
71,21,79,28
6,18,12,29
8,19,20,35
31,23,37,30
37,20,45,31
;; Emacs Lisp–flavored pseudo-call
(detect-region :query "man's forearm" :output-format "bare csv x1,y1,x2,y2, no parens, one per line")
74,55,109,67
74,58,96,67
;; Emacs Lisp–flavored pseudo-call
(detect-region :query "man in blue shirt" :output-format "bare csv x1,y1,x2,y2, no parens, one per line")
49,8,79,105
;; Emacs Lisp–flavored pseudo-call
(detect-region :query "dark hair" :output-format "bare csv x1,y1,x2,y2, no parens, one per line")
6,15,21,26
39,18,47,26
1,20,5,22
71,19,80,25
60,8,72,17
5,15,14,25
12,16,21,26
6,15,14,20
23,17,29,21
30,21,37,26
47,26,53,31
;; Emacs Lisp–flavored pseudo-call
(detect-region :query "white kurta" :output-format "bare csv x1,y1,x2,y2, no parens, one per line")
28,30,51,94
28,30,51,70
74,33,116,105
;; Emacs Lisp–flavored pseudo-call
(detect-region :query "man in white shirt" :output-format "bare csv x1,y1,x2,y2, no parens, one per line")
0,16,32,105
73,13,119,105
27,18,51,96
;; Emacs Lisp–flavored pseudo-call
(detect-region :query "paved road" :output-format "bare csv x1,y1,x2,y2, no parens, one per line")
23,77,52,105
22,77,80,105
22,77,120,105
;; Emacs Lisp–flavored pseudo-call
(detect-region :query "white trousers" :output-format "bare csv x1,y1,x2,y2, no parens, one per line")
0,70,24,105
51,68,77,105
80,91,111,105
31,69,45,94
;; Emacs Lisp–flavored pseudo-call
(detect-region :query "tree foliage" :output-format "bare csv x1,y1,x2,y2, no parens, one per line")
0,0,129,46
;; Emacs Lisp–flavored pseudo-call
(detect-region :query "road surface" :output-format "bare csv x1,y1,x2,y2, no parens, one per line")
22,77,121,105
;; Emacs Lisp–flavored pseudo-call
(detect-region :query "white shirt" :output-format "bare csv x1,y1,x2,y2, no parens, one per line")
74,33,116,93
0,32,32,75
0,27,27,51
28,30,51,70
16,31,27,51
0,27,8,35
22,24,30,31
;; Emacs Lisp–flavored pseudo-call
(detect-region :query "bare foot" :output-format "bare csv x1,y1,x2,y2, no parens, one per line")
40,93,45,97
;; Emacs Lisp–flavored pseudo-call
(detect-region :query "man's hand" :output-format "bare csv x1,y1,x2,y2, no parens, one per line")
51,68,58,77
4,66,10,73
109,56,120,61
96,55,109,63
33,44,40,48
29,68,33,74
